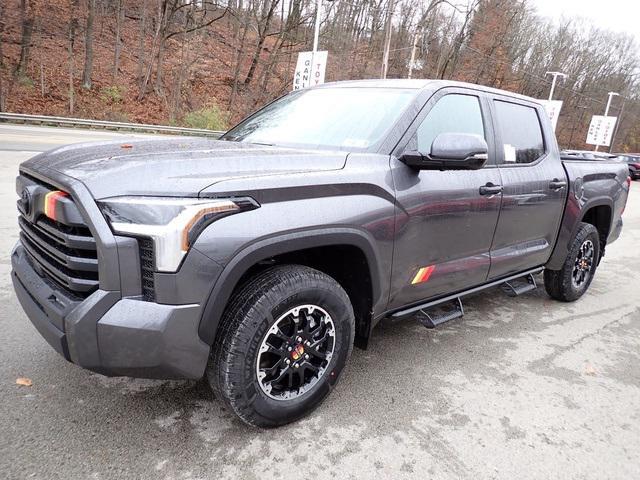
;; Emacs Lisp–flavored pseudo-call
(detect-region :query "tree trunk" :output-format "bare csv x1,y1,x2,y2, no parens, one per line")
16,0,35,76
82,0,96,89
155,36,165,93
137,0,164,100
229,12,249,108
154,0,171,95
0,0,5,68
69,0,80,114
244,0,279,85
0,74,5,112
137,0,147,86
40,61,45,96
113,0,124,81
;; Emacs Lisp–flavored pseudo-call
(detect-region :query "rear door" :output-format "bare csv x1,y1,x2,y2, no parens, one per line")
388,88,503,310
487,96,567,279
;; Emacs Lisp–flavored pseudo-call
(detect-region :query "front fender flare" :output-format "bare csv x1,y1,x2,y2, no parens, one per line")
196,227,384,345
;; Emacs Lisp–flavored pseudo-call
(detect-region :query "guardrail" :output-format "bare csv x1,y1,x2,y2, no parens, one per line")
0,112,224,138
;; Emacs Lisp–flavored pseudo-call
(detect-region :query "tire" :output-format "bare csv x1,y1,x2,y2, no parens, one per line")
207,265,355,427
544,222,600,302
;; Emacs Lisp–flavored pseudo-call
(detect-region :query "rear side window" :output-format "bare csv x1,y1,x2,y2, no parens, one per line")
415,94,485,152
494,100,545,164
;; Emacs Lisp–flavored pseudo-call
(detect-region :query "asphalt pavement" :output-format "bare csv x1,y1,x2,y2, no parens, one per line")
1,125,639,479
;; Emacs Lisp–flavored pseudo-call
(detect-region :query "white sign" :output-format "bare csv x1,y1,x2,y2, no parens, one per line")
293,51,328,90
503,143,516,163
539,99,563,132
586,115,617,147
406,59,424,71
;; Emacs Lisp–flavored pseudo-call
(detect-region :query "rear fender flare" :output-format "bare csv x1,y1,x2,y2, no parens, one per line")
546,196,613,270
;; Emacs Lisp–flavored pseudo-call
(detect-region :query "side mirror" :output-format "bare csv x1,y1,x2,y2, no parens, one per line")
400,133,489,170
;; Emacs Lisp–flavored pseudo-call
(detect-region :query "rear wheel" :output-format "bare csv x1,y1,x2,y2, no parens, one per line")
207,265,355,427
544,222,600,302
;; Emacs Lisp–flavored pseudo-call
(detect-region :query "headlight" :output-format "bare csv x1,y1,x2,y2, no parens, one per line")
98,196,258,272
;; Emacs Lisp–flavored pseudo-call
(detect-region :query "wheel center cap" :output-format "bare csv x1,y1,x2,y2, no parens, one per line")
291,343,305,361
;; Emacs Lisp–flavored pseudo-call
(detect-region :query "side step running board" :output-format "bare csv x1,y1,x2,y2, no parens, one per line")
501,273,537,297
416,297,464,329
390,267,544,322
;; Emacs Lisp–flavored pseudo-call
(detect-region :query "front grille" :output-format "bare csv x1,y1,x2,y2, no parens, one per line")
139,238,156,301
18,188,99,298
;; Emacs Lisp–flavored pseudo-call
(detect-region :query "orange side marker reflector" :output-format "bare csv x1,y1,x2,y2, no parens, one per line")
44,191,68,221
411,265,435,285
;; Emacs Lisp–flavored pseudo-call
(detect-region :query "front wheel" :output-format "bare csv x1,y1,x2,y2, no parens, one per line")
544,222,600,302
207,265,355,427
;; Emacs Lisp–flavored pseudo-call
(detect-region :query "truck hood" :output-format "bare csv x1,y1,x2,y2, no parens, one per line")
22,137,347,199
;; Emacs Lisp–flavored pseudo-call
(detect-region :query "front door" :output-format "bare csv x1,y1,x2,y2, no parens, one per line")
388,89,503,310
487,97,567,279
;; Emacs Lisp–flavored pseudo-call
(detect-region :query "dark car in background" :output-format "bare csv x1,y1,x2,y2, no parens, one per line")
560,150,619,161
615,153,640,180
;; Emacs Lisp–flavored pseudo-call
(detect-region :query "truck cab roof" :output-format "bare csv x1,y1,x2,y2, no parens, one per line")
315,79,541,105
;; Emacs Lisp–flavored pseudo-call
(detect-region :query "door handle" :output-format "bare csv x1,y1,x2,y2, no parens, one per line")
549,179,567,190
479,183,503,196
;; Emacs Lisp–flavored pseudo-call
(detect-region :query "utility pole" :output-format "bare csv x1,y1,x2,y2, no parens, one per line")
311,0,322,83
594,91,619,152
545,71,566,100
309,0,334,86
407,30,420,79
608,99,626,153
381,0,395,79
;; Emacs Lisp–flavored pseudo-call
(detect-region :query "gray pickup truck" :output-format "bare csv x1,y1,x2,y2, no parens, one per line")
11,80,630,427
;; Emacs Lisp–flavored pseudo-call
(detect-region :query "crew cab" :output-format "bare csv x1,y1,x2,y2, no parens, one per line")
11,80,630,427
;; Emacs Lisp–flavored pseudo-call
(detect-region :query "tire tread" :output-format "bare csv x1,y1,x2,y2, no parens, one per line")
208,264,354,427
544,222,600,302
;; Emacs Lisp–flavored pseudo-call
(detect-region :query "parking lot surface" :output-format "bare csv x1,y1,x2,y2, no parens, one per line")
1,126,639,479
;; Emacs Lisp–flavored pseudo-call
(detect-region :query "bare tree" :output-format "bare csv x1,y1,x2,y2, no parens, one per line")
244,0,280,85
137,0,148,87
16,0,35,77
82,0,96,89
138,0,228,100
113,0,125,81
0,0,5,69
68,0,81,114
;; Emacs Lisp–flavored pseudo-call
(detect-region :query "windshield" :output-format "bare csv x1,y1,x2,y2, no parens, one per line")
221,87,417,150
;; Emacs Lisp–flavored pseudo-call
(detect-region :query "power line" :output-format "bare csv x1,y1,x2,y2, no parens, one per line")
453,40,640,126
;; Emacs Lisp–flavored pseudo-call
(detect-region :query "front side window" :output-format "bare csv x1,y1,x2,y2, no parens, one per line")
221,87,417,150
414,94,485,152
494,100,545,164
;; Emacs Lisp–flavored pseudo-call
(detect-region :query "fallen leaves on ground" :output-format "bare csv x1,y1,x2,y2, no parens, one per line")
16,377,33,387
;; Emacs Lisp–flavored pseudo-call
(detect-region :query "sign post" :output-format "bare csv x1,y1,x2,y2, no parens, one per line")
594,92,619,151
586,115,617,148
292,51,328,90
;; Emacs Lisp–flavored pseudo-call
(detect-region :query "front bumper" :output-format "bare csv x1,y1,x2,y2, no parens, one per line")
12,243,211,379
